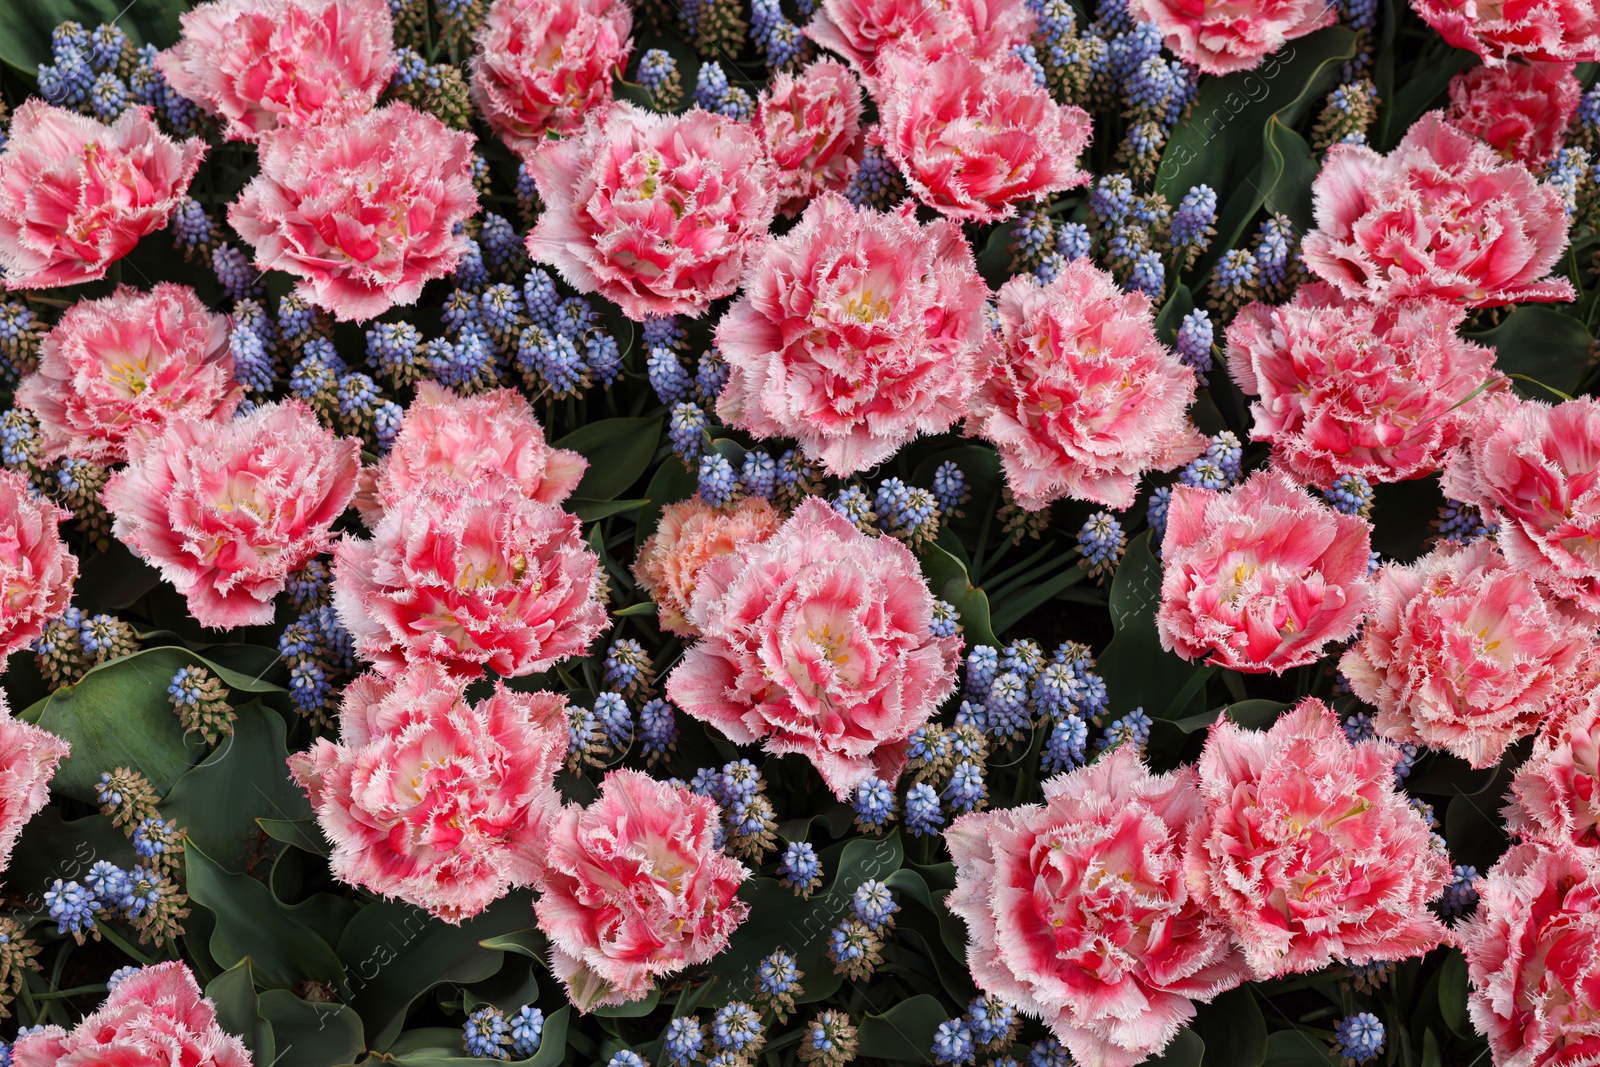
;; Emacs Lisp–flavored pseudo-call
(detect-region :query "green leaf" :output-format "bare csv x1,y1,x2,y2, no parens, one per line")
207,959,277,1065
1096,533,1207,718
593,987,660,1018
0,0,186,74
478,929,548,960
165,701,311,872
1258,119,1318,232
569,498,651,522
1148,1029,1206,1067
1194,988,1266,1067
258,819,332,858
710,832,903,1007
1156,27,1357,263
21,647,210,802
1264,1030,1339,1067
186,845,347,991
1438,950,1473,1039
554,418,662,501
856,994,947,1062
6,806,139,912
1469,306,1595,398
634,456,699,549
916,542,999,647
337,892,538,1049
259,990,367,1067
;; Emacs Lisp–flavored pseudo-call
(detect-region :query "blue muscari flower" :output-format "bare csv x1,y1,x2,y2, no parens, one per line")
568,705,603,758
985,672,1030,736
638,699,676,759
126,867,161,918
1011,42,1048,87
229,324,278,393
720,759,762,803
875,478,938,538
637,49,679,98
694,350,728,403
1174,308,1214,378
454,235,489,289
1206,431,1243,483
851,880,898,930
594,692,632,749
1054,222,1092,265
690,766,727,802
1041,715,1089,773
931,461,968,513
1547,148,1588,217
88,23,128,70
168,667,204,708
480,213,523,273
39,48,94,108
45,879,97,936
826,921,867,964
85,861,135,911
1000,642,1042,681
523,269,563,325
699,453,737,506
1442,864,1480,918
758,951,800,994
96,770,122,808
943,762,985,813
740,451,778,499
0,414,34,469
906,725,946,766
609,1053,648,1067
1343,711,1375,742
604,639,650,692
932,1019,975,1065
648,346,692,404
1253,215,1295,290
930,599,959,639
1333,1013,1384,1065
664,1018,705,1066
845,142,902,210
169,198,215,254
643,315,687,351
777,841,822,891
106,965,140,992
586,330,623,387
391,46,428,86
1032,662,1080,716
1146,485,1171,541
90,72,128,119
1439,499,1495,543
478,283,524,338
966,997,1016,1047
712,1003,763,1052
1391,740,1418,781
134,817,180,859
904,781,944,836
213,245,263,301
1129,55,1181,116
374,400,403,451
964,646,1000,698
1211,248,1259,295
336,372,379,420
1324,474,1375,517
752,0,805,66
853,777,896,830
669,403,709,463
694,62,754,120
1171,185,1218,249
832,485,876,529
1098,707,1152,751
1077,511,1126,576
1089,174,1135,224
507,1007,543,1059
1028,1038,1072,1067
464,1006,511,1059
1178,456,1228,491
1010,208,1054,269
289,660,331,714
1338,0,1377,31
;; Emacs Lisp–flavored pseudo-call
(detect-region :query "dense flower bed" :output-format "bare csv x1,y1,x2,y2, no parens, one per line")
0,1,1596,1067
